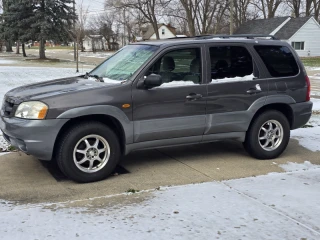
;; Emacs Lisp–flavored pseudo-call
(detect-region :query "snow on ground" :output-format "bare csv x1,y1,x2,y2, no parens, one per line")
279,160,320,172
311,91,320,97
312,98,320,111
70,52,114,59
0,66,91,98
291,111,320,152
305,66,320,71
0,59,17,64
0,164,320,240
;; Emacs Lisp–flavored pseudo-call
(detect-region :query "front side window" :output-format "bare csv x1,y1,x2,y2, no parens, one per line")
146,48,202,86
210,46,256,82
255,45,299,77
90,44,158,82
162,29,165,35
291,42,305,50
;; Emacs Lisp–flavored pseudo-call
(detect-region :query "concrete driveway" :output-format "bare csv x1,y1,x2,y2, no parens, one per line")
0,139,319,205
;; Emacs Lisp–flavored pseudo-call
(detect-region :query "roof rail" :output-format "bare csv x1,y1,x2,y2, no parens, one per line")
195,34,278,40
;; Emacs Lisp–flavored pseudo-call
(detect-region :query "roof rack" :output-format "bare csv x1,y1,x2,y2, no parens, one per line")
194,34,278,40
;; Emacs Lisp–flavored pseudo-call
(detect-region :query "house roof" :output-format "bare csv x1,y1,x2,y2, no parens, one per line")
235,17,289,36
143,24,176,40
274,17,311,39
235,16,312,40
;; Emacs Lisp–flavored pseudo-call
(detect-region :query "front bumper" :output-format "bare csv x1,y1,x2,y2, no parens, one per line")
290,101,313,129
0,116,68,160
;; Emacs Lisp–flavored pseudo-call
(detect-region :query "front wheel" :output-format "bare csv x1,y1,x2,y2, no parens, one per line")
56,122,120,183
244,110,290,160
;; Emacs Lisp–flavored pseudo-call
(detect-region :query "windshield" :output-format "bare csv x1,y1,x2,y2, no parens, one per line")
89,44,159,82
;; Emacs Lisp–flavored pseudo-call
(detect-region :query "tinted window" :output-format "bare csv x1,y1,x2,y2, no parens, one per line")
254,45,299,77
147,48,202,84
210,46,256,81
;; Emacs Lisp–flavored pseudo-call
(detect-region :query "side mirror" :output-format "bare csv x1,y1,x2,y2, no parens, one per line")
144,74,162,89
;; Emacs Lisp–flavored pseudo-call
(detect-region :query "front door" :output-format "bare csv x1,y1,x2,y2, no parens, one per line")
204,44,268,136
132,46,207,143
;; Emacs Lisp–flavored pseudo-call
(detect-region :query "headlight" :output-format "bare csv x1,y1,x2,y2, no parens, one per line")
15,101,48,119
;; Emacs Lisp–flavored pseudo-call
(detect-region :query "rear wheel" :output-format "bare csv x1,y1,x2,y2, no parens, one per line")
244,110,290,159
56,121,120,183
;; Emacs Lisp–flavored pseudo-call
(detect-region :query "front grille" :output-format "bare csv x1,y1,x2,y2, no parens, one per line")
1,97,15,117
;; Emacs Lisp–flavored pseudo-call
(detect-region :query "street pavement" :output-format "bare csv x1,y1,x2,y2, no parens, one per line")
0,139,319,205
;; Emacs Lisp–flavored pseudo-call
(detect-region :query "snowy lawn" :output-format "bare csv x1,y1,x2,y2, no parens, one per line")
70,51,114,59
313,98,320,111
0,162,319,240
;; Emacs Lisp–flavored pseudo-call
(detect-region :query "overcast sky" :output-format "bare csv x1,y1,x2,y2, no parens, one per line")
76,0,104,13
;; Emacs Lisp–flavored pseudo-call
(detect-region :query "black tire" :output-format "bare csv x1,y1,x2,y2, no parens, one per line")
56,121,120,183
244,110,290,160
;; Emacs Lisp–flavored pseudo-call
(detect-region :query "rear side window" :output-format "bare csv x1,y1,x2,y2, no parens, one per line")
254,45,299,77
210,46,256,82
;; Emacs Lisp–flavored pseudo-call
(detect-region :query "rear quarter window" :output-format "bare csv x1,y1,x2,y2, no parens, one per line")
254,45,299,77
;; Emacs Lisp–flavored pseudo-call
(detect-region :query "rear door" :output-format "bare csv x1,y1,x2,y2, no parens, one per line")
204,43,268,136
253,45,305,103
132,45,208,143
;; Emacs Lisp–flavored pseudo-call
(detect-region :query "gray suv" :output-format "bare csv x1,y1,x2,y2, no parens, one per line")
0,35,313,183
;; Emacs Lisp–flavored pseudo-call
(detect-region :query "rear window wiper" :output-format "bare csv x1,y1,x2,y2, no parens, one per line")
83,72,104,82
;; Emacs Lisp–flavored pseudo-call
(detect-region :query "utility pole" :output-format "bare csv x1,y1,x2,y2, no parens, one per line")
123,8,126,46
76,40,79,73
230,0,234,35
73,0,76,61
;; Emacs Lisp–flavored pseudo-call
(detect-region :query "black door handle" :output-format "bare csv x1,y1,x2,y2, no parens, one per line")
186,93,203,101
246,89,262,94
246,84,262,94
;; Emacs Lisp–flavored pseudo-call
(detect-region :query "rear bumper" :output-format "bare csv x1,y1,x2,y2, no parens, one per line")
0,116,68,160
290,101,313,130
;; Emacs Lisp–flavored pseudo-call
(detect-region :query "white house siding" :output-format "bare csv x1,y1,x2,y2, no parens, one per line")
286,18,320,57
150,26,176,40
83,37,105,51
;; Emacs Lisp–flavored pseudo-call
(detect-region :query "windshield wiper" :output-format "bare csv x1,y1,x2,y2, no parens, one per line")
84,72,104,82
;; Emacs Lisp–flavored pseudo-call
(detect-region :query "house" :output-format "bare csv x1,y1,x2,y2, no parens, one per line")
235,16,320,57
83,35,105,52
142,24,177,40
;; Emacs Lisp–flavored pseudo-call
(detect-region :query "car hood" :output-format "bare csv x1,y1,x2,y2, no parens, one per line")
5,77,122,103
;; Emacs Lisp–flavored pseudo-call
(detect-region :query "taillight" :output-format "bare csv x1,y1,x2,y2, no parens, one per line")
306,76,311,101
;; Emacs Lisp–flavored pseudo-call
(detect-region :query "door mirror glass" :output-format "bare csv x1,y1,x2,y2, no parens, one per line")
144,74,162,89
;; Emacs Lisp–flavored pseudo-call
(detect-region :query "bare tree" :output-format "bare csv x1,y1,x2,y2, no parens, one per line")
179,0,201,36
305,0,313,16
234,0,259,28
286,0,301,17
313,0,320,20
89,13,115,50
75,1,89,52
196,0,228,35
106,0,169,40
252,0,283,18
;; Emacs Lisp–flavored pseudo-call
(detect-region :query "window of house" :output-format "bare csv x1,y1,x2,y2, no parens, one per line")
210,46,256,82
162,29,165,35
146,48,202,85
291,42,305,50
254,45,299,77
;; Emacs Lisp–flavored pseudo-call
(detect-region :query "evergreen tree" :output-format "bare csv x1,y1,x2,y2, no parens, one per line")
0,0,13,52
1,0,75,59
1,0,34,56
28,0,75,59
